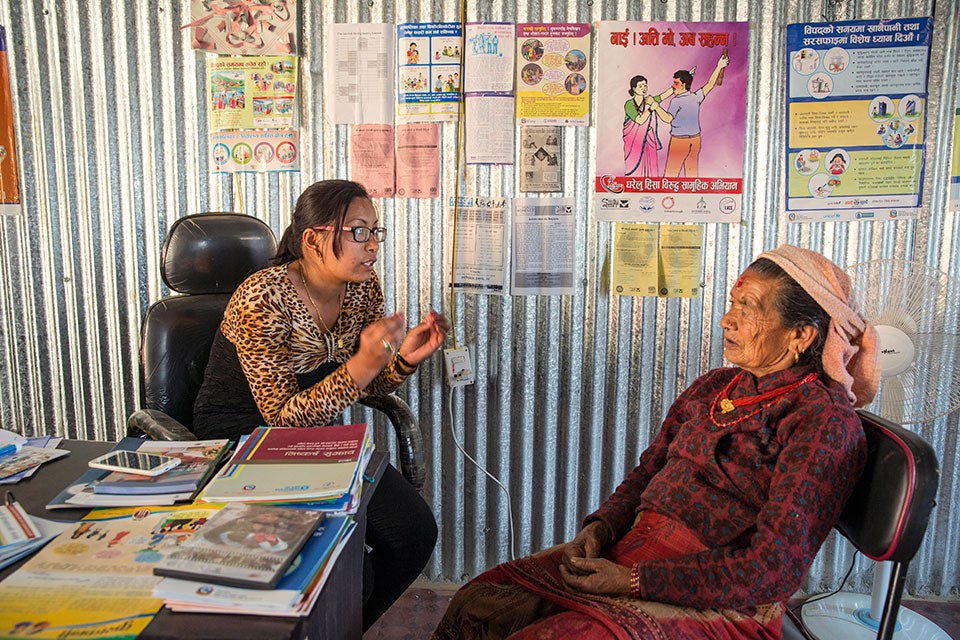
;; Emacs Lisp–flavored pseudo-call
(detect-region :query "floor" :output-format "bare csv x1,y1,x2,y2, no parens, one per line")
364,582,960,639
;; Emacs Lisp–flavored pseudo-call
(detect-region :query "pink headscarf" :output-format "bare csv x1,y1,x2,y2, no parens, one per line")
756,245,880,407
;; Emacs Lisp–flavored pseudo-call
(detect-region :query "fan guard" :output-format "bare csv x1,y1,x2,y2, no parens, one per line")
845,259,960,424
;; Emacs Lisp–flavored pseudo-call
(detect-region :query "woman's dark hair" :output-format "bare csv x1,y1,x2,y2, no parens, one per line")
272,180,370,265
628,75,647,96
747,258,829,372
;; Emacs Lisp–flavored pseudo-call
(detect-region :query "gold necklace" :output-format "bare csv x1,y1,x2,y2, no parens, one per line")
298,260,344,357
710,371,818,428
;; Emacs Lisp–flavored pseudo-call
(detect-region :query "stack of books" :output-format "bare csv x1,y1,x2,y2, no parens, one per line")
46,438,232,509
152,508,356,616
196,423,374,514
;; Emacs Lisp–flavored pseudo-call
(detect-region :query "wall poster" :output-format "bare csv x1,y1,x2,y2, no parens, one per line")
0,26,20,216
595,21,750,223
785,17,932,222
515,23,591,126
397,22,462,122
950,77,960,211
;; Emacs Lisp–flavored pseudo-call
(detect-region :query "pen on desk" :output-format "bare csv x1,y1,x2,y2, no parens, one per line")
0,443,21,457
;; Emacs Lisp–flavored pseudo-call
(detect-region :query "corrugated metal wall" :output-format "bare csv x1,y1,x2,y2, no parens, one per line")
0,0,957,596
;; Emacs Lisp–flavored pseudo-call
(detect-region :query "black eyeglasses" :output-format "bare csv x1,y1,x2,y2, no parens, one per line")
314,226,387,243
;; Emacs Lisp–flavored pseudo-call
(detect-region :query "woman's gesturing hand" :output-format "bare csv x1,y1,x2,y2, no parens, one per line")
398,310,450,366
347,313,407,387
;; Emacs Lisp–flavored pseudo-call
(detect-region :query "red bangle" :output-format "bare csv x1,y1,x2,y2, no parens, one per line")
630,565,641,599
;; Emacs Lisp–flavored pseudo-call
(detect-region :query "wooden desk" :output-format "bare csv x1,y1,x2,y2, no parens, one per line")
1,440,386,640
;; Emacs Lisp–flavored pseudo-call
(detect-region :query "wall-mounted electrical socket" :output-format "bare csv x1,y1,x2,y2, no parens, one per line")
444,346,475,387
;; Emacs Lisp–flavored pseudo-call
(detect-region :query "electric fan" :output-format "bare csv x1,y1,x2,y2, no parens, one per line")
800,259,959,640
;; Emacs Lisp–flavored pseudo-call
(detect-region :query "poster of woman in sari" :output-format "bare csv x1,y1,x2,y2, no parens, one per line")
595,21,749,223
622,75,665,177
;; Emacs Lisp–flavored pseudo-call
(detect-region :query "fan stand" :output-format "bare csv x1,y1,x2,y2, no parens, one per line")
800,561,951,639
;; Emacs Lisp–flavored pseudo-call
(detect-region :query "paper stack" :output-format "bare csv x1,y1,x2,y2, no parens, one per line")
153,513,356,616
197,424,373,514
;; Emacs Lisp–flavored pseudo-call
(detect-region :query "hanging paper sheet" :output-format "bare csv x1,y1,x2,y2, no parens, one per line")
184,0,296,56
324,23,395,125
447,197,509,295
594,21,749,223
785,17,931,222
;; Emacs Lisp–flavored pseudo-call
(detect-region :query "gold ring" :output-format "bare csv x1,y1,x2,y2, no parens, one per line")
382,339,393,353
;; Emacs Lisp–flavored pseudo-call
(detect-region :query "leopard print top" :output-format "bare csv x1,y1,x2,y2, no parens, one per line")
216,263,407,429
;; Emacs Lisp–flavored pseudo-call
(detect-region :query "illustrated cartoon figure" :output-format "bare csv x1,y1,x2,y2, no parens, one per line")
828,153,846,175
648,50,729,177
623,74,662,177
108,531,130,547
406,42,418,64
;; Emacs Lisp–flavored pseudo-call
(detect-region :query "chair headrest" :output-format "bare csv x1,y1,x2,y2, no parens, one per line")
162,213,278,294
837,410,940,562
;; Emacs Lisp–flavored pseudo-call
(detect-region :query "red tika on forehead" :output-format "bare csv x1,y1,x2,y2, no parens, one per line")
736,279,743,287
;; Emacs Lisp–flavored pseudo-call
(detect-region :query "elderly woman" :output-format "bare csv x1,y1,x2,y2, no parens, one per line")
433,245,879,640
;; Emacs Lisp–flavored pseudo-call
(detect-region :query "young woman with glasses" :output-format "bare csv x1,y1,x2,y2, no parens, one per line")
193,179,448,630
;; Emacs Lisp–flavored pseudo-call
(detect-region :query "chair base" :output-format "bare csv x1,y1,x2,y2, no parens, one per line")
800,592,951,640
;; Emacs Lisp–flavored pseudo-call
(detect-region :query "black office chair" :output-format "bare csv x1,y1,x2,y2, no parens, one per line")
782,409,940,640
129,212,427,490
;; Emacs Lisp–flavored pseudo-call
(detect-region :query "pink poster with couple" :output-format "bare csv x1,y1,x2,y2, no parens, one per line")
595,21,749,223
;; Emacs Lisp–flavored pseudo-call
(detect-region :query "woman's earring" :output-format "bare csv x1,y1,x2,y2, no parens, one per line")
794,349,800,365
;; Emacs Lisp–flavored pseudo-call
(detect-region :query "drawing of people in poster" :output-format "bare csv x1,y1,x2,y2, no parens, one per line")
595,21,749,223
397,22,462,122
785,18,931,223
515,23,591,127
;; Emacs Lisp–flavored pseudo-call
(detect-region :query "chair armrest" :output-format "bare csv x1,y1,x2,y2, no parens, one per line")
126,409,197,441
358,394,426,491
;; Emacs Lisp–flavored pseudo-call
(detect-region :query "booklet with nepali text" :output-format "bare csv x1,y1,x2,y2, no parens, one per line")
197,424,372,504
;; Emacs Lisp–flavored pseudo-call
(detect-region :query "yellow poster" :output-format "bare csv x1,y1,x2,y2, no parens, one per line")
208,56,298,131
612,223,703,298
658,224,703,298
516,23,591,126
611,223,659,296
0,503,220,639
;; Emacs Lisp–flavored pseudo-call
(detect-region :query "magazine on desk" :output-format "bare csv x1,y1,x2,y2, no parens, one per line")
0,446,69,480
0,436,64,484
197,423,373,504
45,437,231,509
154,514,356,615
0,503,222,639
153,502,324,589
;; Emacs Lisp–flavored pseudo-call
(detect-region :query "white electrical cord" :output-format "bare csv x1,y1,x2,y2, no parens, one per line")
447,386,517,560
